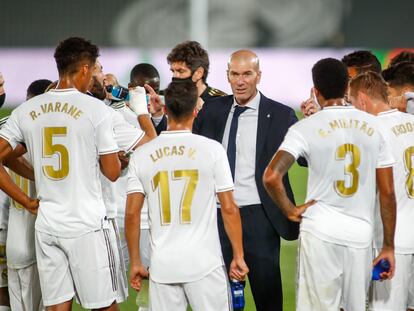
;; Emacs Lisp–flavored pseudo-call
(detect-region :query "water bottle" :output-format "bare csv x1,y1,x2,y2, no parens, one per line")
106,84,130,101
372,259,390,281
230,280,245,311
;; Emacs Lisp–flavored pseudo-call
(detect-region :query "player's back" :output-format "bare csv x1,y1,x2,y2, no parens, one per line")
374,109,414,252
282,106,394,247
0,88,117,237
128,131,232,283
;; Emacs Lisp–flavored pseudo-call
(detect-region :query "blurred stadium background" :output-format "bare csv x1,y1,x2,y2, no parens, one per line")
1,0,412,309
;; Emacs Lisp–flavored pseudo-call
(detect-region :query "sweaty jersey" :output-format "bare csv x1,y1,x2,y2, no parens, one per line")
101,109,143,219
373,109,414,253
0,88,119,238
7,154,37,269
279,106,394,248
127,131,233,283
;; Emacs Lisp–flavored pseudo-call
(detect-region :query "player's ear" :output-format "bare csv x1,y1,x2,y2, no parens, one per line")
192,67,204,82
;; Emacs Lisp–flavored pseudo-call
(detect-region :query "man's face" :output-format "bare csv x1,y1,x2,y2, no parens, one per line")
170,62,192,80
227,60,261,105
92,61,105,85
131,76,160,94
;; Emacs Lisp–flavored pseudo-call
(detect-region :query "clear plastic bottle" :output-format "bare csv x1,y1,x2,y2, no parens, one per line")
372,259,390,281
230,280,245,311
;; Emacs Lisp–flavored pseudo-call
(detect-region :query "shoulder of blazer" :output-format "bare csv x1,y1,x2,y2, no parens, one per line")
260,94,295,116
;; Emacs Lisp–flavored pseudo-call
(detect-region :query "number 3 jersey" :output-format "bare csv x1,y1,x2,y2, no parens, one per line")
127,130,234,283
279,106,395,248
373,109,414,253
0,88,119,238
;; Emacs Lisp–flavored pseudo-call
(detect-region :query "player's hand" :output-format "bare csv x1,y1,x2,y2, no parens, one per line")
144,84,164,114
130,264,149,292
373,247,395,280
118,151,130,170
389,95,407,112
229,257,249,281
300,88,319,117
287,200,316,222
128,86,149,116
25,198,39,215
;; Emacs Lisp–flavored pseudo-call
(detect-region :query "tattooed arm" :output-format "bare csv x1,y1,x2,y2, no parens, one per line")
263,150,315,222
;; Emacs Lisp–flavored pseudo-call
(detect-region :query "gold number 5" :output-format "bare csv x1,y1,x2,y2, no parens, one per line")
152,169,199,225
42,127,69,180
334,143,361,197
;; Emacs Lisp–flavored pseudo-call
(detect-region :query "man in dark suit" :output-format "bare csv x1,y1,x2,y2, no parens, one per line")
193,50,299,311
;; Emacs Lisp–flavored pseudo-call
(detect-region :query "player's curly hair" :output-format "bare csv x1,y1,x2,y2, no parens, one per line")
341,50,381,74
312,58,349,100
382,61,414,88
164,79,197,120
54,37,99,76
388,51,414,68
167,41,209,83
350,72,389,102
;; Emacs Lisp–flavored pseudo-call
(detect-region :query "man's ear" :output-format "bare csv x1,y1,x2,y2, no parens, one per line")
193,67,204,82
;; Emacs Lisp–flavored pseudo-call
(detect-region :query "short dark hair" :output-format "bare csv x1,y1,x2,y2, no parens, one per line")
130,63,160,83
54,37,99,76
312,58,349,100
27,79,53,99
167,41,209,83
341,50,381,74
382,61,414,88
389,51,414,68
164,80,198,120
350,72,389,103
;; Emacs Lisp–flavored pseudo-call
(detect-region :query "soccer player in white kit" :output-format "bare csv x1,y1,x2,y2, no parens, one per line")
347,72,414,310
263,58,397,311
0,37,121,311
125,80,249,311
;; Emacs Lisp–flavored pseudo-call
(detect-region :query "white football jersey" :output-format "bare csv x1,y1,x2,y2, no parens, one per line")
101,110,143,218
7,154,37,269
111,103,149,229
127,131,233,283
373,109,414,253
279,106,394,248
0,88,119,237
0,190,9,231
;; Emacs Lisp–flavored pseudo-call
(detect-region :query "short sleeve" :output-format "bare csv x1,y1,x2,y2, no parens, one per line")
213,144,234,193
377,130,395,168
126,155,145,195
112,111,144,153
278,127,309,160
0,112,24,150
96,111,119,155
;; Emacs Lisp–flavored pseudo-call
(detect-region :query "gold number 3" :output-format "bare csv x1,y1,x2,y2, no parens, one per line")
404,146,414,198
42,127,69,180
152,170,199,225
334,143,361,197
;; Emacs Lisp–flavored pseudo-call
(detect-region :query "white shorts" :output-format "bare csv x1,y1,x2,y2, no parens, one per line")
35,229,118,308
369,252,414,310
8,263,43,311
0,230,7,288
149,266,231,311
108,218,128,303
297,231,372,311
115,219,129,266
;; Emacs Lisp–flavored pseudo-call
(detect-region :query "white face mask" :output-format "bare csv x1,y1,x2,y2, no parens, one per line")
405,92,414,114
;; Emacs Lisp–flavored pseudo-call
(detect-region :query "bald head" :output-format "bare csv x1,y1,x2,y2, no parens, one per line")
228,50,260,71
227,50,261,105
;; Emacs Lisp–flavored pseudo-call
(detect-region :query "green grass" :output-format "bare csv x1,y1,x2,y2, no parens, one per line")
1,107,308,310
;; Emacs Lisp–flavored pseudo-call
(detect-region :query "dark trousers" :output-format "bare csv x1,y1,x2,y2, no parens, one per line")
217,204,282,311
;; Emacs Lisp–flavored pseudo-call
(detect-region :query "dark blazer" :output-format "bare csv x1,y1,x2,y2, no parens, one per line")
193,93,299,240
152,115,168,135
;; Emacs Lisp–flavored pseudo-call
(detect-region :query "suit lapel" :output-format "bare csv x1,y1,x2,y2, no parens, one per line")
256,94,272,166
217,97,233,143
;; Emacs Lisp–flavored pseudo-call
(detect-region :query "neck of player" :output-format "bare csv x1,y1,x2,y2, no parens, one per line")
167,115,194,132
322,98,347,108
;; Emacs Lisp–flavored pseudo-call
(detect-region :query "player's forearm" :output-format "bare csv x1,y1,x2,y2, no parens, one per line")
379,192,396,249
125,195,143,266
0,164,31,207
137,115,157,144
221,203,244,259
4,156,34,181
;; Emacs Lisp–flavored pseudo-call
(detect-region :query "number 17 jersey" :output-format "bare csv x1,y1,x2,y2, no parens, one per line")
279,106,395,248
127,130,234,283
